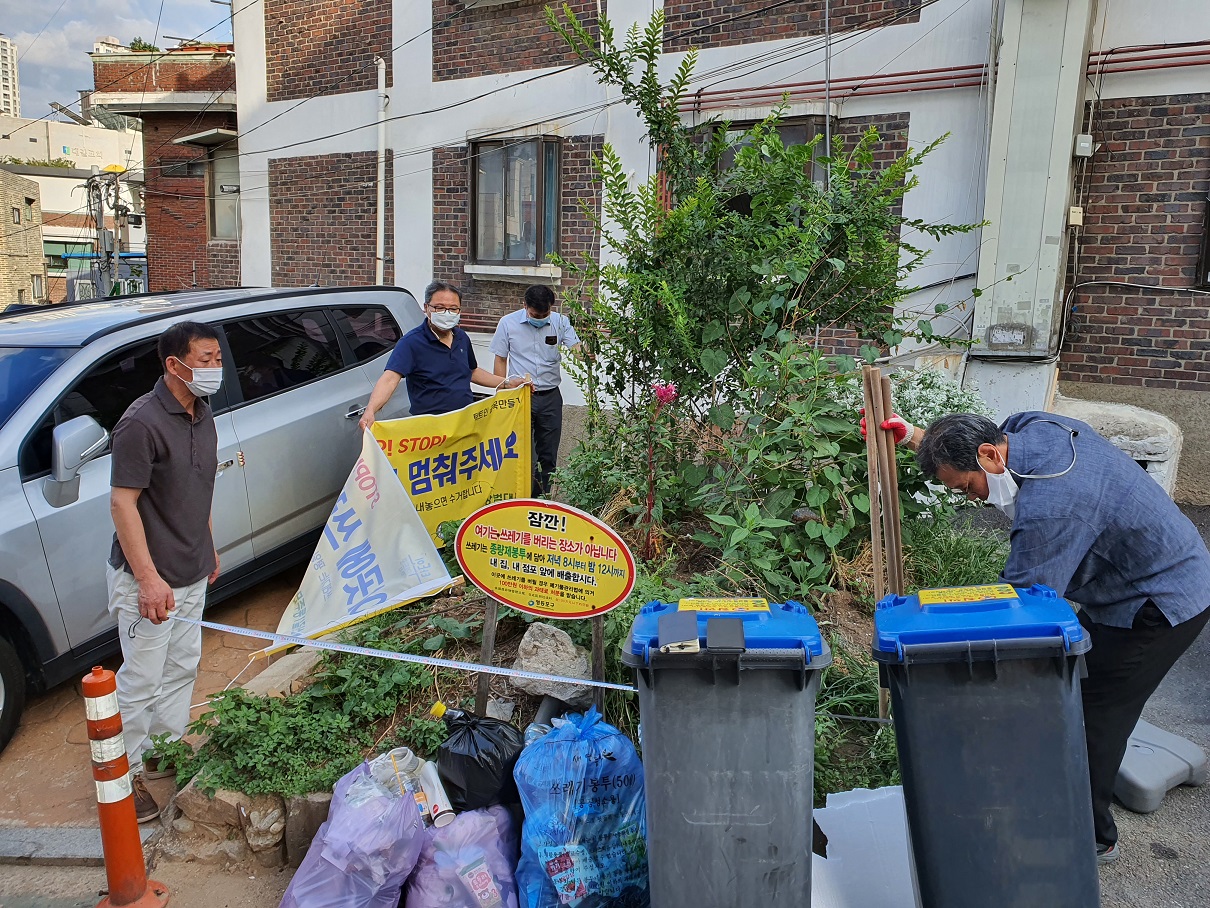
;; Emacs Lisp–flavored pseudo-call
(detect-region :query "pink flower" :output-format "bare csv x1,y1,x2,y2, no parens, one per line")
652,381,678,405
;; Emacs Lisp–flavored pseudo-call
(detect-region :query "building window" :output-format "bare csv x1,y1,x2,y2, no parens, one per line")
11,207,19,224
162,158,206,179
31,274,44,299
16,288,25,304
23,197,33,221
471,138,560,265
45,240,93,273
716,117,827,214
209,147,240,241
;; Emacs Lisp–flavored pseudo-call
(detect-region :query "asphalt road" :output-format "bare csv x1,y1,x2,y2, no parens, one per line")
1095,505,1210,908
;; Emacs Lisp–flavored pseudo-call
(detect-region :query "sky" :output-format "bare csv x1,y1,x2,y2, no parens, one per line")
3,1,233,122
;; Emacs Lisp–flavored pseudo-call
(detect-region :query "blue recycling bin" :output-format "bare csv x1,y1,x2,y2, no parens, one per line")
873,583,1099,908
624,598,831,908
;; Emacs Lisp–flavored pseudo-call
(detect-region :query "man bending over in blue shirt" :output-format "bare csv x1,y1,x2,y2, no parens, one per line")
869,410,1210,864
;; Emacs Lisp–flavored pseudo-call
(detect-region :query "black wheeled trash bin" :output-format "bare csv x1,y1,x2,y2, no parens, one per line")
873,582,1099,908
624,598,831,908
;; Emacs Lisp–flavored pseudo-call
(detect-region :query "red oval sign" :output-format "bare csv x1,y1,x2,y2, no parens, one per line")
455,499,636,619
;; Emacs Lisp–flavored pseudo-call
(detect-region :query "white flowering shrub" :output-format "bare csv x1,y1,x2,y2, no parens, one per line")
832,366,994,429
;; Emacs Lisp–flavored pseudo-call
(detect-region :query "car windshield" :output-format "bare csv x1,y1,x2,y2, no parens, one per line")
0,346,76,430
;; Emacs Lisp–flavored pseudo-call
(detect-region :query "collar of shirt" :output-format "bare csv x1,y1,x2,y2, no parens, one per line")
153,375,210,423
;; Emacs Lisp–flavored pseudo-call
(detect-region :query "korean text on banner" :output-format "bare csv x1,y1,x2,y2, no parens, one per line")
371,386,532,543
276,432,453,644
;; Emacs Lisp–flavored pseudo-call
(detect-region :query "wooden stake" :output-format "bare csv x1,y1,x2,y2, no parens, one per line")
591,616,606,713
475,597,499,716
868,368,898,600
880,375,906,596
861,366,886,602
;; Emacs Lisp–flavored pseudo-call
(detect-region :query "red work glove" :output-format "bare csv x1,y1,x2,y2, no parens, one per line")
859,409,916,446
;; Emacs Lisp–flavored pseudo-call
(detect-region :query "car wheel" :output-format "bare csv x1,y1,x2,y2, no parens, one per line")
0,635,27,752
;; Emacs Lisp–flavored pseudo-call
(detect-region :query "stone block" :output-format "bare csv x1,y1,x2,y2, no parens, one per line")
509,622,592,707
243,649,323,699
174,780,249,831
241,793,287,851
253,841,287,869
285,792,333,869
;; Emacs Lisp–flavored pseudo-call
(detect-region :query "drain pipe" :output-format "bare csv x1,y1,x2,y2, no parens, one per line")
375,55,388,285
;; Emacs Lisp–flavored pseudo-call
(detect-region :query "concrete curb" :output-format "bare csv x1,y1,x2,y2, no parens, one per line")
0,825,156,867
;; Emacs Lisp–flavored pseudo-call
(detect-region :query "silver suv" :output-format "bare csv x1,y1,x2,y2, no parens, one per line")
0,286,422,750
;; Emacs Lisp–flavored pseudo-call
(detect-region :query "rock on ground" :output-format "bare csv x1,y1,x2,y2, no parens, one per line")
510,623,592,707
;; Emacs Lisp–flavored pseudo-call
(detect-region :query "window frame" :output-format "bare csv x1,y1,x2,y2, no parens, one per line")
17,333,234,482
11,207,19,224
715,115,828,186
217,308,357,411
469,136,562,267
330,304,405,365
207,146,240,243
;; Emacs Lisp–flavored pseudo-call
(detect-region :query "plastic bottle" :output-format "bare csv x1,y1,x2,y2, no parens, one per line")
370,746,431,826
429,701,467,723
419,759,456,827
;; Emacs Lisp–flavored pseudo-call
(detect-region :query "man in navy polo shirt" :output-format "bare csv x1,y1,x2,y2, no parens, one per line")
360,281,521,428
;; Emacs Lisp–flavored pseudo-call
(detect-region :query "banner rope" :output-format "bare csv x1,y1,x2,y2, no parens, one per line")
172,615,636,692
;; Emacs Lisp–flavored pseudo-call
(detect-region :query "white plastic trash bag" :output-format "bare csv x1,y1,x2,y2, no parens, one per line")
404,805,520,908
280,762,424,908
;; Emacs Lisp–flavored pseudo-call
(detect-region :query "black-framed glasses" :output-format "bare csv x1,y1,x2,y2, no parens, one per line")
427,305,461,314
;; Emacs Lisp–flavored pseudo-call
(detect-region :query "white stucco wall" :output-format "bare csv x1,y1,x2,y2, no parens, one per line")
230,0,1209,336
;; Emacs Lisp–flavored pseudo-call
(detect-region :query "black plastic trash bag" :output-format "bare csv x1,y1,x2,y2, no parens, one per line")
437,712,525,812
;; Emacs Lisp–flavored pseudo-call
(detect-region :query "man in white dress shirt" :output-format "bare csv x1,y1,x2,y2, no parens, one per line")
490,285,584,496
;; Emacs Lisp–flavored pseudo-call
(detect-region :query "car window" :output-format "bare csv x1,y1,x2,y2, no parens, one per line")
224,310,344,404
20,339,164,478
0,346,76,431
332,306,403,363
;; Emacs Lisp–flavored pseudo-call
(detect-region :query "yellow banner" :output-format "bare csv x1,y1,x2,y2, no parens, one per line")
372,387,531,542
918,583,1018,605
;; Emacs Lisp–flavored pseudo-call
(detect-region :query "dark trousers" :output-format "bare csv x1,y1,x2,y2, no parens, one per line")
531,387,563,497
1078,602,1210,847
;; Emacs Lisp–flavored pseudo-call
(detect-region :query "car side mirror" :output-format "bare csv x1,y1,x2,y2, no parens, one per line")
44,416,109,508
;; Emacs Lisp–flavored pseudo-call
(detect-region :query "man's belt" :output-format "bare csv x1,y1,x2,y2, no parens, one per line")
533,386,561,396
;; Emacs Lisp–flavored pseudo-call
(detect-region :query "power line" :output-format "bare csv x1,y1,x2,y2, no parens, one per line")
15,0,70,64
2,0,258,141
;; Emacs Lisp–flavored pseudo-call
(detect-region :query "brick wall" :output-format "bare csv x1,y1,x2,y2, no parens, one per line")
1060,93,1210,391
269,151,394,287
432,0,599,82
0,170,46,304
812,111,910,356
265,0,391,102
141,112,240,292
663,0,920,53
432,136,603,332
93,51,235,95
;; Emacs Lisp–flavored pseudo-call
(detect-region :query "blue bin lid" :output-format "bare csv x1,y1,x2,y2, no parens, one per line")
872,583,1087,661
627,598,827,665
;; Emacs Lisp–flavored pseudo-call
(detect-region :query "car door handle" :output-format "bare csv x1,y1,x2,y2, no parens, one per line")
345,406,367,420
216,459,235,476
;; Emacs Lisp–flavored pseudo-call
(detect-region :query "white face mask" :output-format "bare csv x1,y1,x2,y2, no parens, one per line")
173,357,223,397
430,310,460,331
982,451,1019,521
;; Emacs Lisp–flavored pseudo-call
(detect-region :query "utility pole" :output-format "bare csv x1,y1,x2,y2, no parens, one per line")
88,166,114,297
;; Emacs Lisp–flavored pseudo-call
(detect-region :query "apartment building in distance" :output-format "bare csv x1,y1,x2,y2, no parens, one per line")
0,35,20,118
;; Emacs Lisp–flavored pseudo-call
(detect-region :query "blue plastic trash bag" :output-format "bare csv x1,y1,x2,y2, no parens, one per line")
404,805,520,908
513,708,649,908
279,762,424,908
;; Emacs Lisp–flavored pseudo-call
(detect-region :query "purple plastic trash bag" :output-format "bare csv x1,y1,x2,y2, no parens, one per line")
279,762,424,908
404,805,520,908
